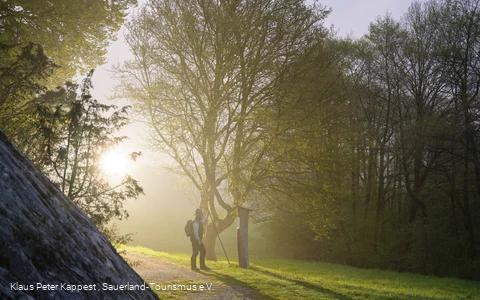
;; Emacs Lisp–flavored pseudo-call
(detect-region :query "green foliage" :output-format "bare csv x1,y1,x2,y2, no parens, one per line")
25,70,144,241
0,0,136,158
261,0,480,281
0,42,57,107
0,0,137,82
0,42,58,140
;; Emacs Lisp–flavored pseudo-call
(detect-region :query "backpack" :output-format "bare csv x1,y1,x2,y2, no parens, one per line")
184,219,194,237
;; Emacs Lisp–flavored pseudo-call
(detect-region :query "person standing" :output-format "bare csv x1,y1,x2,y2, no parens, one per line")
191,209,211,271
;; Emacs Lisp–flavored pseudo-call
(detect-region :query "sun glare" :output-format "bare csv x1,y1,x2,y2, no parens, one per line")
99,149,129,178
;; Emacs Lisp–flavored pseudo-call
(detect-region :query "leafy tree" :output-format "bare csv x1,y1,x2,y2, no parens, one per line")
255,36,357,263
0,0,137,81
265,0,480,280
116,0,330,260
433,0,480,263
0,0,137,152
31,70,144,243
0,42,58,145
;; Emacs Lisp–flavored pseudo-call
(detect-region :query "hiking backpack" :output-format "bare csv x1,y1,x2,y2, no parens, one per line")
184,219,194,237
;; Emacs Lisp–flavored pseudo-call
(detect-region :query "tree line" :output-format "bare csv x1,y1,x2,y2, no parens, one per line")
118,0,480,280
1,0,479,280
264,0,480,280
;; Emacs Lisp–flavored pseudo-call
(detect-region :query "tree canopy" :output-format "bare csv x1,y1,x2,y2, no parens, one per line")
0,0,136,162
0,0,136,80
0,0,141,246
266,0,480,280
116,0,331,259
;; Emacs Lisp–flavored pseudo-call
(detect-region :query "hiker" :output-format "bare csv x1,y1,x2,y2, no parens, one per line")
191,208,211,271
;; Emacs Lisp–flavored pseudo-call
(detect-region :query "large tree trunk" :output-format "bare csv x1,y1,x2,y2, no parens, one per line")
204,225,218,261
204,213,237,261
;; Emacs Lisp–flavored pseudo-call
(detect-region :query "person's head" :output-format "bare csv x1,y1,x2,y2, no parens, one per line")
195,209,204,219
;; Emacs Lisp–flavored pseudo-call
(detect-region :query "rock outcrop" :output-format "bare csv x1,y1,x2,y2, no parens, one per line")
0,131,159,299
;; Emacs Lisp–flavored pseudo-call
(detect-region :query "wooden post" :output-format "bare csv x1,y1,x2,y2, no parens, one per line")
237,206,253,269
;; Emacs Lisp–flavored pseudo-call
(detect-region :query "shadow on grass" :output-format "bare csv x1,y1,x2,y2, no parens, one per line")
202,270,275,300
250,267,443,300
202,267,350,299
250,266,352,300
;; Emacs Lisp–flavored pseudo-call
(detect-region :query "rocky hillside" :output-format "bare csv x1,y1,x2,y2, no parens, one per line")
0,130,159,299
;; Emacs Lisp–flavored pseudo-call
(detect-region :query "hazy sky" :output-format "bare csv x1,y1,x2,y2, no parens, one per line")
321,0,416,37
90,0,420,215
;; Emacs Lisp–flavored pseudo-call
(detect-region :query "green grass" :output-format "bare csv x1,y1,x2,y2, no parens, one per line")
146,279,216,299
120,245,480,300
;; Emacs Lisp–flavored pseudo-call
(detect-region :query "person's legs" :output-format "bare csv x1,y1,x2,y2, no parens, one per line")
191,241,199,270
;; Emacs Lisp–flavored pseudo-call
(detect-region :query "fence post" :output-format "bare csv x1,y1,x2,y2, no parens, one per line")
237,206,253,269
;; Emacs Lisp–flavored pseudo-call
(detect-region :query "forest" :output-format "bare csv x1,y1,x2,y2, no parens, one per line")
1,0,479,281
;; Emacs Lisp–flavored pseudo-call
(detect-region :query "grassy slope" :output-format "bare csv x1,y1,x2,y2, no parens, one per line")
121,245,480,300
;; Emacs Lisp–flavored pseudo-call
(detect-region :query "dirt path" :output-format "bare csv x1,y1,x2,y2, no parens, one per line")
123,251,257,299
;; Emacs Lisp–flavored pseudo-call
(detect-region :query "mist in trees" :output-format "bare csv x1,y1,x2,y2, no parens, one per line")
116,0,480,279
1,0,479,281
267,0,480,280
116,0,331,260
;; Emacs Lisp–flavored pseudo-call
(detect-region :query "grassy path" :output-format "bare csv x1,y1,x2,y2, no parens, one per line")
122,249,260,299
121,245,480,299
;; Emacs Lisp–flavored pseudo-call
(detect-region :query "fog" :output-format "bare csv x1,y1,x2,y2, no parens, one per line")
114,163,196,252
